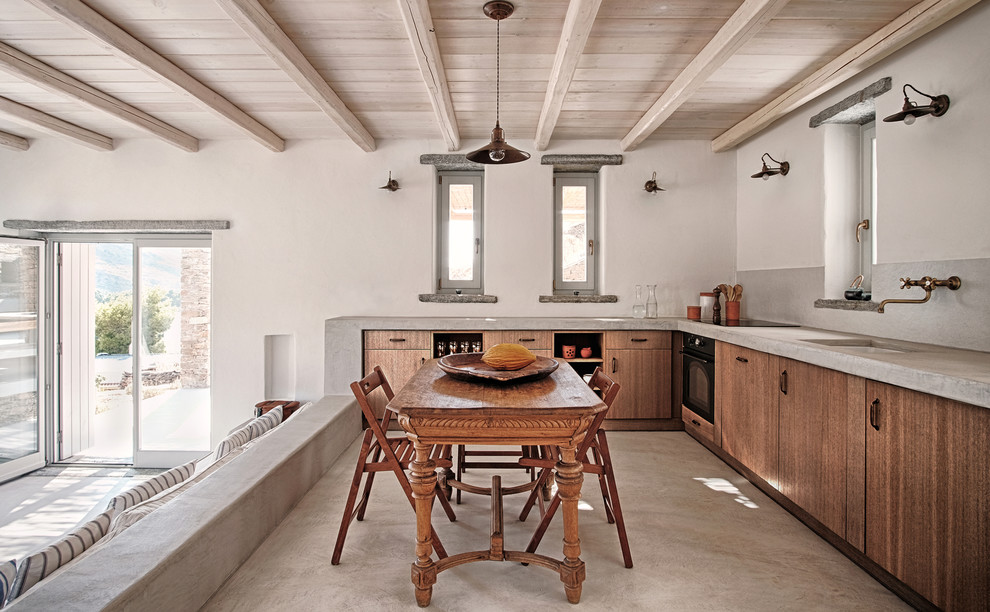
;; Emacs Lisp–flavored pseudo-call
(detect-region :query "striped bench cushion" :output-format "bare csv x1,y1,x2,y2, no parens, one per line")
104,447,245,541
6,511,113,601
1,558,15,608
106,460,197,517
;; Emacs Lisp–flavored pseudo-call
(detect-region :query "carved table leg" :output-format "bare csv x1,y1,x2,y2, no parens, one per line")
555,444,586,604
410,441,437,607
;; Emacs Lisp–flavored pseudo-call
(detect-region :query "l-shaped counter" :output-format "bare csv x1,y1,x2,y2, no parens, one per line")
325,316,990,410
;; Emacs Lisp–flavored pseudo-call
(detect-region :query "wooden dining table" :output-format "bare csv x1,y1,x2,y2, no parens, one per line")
387,358,607,607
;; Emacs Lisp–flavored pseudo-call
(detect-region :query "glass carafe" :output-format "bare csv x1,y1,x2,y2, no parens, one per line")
632,285,646,318
646,284,658,318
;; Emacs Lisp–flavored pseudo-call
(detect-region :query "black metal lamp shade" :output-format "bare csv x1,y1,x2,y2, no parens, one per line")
883,84,950,124
751,153,789,180
465,123,531,164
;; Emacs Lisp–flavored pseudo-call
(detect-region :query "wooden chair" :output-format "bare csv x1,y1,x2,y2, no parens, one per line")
331,366,457,565
517,366,633,568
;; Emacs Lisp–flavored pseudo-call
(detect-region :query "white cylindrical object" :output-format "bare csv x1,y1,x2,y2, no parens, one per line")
699,292,715,321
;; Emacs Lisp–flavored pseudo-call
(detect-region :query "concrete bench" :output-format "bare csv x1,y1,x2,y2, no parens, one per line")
8,395,361,611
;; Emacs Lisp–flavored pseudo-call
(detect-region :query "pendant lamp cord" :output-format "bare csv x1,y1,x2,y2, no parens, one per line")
495,16,500,124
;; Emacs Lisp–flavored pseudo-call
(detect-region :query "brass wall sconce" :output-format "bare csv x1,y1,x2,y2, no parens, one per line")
883,83,950,125
751,153,789,180
644,171,665,193
379,171,399,192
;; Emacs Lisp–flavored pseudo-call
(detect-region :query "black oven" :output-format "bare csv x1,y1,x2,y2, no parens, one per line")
681,333,715,425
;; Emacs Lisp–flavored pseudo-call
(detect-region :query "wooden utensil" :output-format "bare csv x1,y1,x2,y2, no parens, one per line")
732,284,743,302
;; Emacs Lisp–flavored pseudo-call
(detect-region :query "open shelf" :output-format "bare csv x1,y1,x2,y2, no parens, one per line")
432,331,483,358
553,331,603,376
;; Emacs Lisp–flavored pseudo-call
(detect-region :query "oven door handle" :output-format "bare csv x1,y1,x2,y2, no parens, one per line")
679,350,714,364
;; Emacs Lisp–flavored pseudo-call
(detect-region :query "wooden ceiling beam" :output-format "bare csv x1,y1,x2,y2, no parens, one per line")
0,95,112,150
0,42,198,152
214,0,375,152
397,0,458,151
620,0,790,152
0,129,30,152
535,0,603,151
712,0,983,152
25,0,285,151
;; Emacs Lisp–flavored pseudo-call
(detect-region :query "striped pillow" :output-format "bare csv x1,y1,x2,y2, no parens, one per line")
6,512,112,601
1,558,15,608
249,405,282,438
213,423,253,461
105,461,197,517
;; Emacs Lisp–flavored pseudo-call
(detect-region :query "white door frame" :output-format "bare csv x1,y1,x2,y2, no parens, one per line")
49,234,212,469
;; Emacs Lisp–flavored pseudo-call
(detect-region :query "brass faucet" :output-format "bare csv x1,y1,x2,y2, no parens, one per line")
877,276,961,313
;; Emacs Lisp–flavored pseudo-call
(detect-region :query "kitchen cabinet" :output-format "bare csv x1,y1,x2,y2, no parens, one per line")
603,331,671,422
717,346,860,539
363,331,431,420
864,381,990,611
777,358,861,540
486,330,552,357
715,343,778,487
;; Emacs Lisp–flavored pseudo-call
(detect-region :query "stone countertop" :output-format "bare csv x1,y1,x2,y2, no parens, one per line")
325,316,990,409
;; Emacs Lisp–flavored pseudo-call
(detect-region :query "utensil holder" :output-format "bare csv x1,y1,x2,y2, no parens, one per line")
725,301,740,320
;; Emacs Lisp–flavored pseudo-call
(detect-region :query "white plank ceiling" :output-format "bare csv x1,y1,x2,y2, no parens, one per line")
0,0,977,153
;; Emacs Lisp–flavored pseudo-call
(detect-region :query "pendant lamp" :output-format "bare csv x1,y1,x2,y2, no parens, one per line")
466,2,530,165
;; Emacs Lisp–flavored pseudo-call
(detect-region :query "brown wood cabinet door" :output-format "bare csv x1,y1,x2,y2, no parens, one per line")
602,348,671,419
777,358,849,538
865,382,990,611
363,349,431,420
486,330,552,350
716,343,778,488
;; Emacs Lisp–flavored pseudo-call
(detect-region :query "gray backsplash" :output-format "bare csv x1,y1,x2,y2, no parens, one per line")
737,257,989,353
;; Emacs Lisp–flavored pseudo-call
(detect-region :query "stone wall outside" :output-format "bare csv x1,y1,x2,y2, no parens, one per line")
180,249,210,388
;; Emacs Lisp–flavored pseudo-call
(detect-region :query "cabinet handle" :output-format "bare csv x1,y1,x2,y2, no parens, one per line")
421,357,426,365
870,398,880,431
779,370,788,395
389,338,406,343
612,357,617,374
518,338,536,342
691,419,701,427
631,338,648,342
735,356,748,363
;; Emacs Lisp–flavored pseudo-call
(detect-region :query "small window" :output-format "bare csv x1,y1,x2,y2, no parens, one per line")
859,122,876,290
437,171,483,294
553,173,598,295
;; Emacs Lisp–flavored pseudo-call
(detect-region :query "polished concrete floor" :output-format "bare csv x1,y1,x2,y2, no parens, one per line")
204,432,909,611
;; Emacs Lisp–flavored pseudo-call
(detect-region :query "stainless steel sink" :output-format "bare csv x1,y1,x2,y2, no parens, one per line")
801,338,915,354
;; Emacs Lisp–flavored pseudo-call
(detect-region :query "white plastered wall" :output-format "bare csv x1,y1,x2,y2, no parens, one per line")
734,1,990,351
0,138,734,443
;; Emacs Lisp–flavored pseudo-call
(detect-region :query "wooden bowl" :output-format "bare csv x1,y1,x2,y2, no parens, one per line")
437,354,559,384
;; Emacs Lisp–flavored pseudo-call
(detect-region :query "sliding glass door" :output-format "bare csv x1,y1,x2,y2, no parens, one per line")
134,241,212,466
56,237,211,468
0,238,45,483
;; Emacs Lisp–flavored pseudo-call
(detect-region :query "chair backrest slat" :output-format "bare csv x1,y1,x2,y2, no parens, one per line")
578,367,620,457
351,365,396,430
